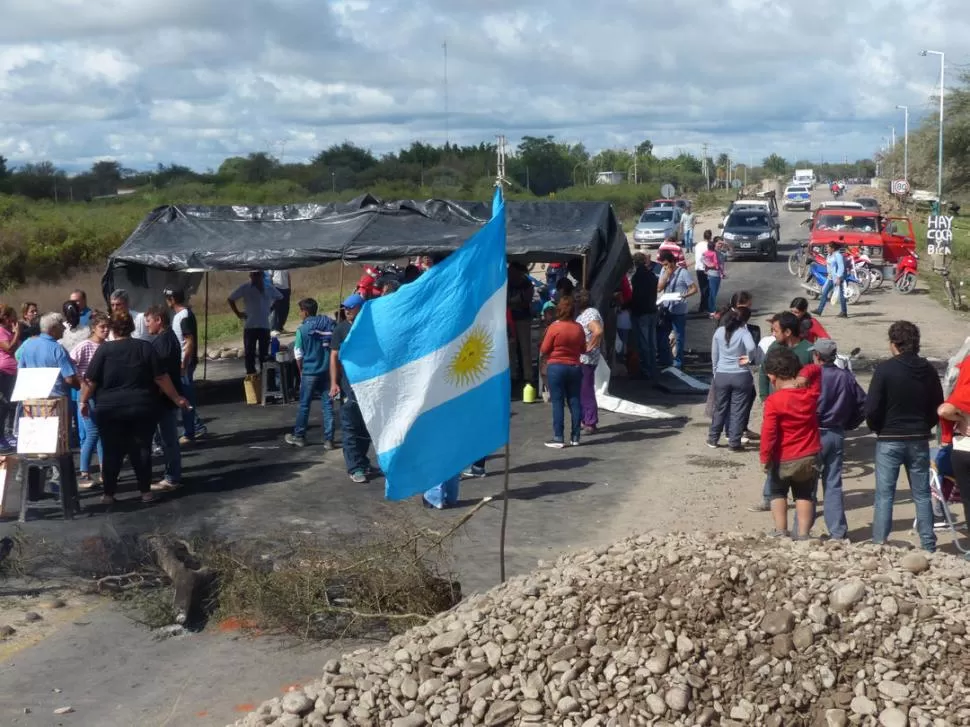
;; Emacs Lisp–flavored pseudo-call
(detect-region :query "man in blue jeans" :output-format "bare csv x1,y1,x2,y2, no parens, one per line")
814,242,848,319
655,250,697,370
285,298,336,449
804,338,867,539
330,294,374,483
629,253,658,380
865,321,943,552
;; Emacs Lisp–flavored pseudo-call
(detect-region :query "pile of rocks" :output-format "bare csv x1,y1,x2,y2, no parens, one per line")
233,532,970,727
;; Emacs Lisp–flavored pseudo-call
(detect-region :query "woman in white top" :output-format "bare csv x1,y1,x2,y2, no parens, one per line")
693,229,712,314
574,290,603,434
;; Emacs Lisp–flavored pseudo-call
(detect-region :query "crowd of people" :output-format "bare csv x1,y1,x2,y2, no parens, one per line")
4,287,202,506
703,288,968,550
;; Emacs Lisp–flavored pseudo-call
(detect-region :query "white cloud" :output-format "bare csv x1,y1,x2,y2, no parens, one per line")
0,0,965,172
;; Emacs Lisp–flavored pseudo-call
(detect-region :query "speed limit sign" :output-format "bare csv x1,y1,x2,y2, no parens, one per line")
891,179,910,194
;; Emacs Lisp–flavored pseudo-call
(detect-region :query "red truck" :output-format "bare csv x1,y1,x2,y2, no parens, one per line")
805,207,916,281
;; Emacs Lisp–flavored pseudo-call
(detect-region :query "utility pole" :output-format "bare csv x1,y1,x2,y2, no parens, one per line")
632,147,638,185
920,49,944,211
495,135,507,186
701,143,710,191
890,126,896,149
443,41,449,146
897,104,909,181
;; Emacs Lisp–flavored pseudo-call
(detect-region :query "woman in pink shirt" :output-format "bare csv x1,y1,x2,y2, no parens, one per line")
0,305,20,450
70,311,109,487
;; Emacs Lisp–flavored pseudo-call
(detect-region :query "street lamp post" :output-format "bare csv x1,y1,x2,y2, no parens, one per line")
896,105,909,181
920,49,945,210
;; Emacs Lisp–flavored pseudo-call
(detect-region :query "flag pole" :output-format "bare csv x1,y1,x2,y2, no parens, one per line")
499,440,510,582
494,135,512,582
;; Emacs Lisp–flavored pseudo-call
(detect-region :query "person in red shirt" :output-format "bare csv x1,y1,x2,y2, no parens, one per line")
539,297,585,448
760,346,822,538
790,297,829,343
938,355,970,528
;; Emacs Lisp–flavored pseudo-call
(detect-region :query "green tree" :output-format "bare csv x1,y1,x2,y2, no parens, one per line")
762,153,789,175
313,142,377,173
510,136,574,196
636,140,654,159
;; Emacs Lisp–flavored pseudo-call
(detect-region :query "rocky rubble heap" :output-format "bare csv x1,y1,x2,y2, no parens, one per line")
233,532,970,727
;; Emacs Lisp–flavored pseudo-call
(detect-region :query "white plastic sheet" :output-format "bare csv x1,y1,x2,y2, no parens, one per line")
594,358,676,419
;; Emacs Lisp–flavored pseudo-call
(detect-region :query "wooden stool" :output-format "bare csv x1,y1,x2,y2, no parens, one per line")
16,453,80,522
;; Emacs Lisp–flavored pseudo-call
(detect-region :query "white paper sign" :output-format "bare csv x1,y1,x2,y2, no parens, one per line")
11,368,60,402
657,293,684,304
17,417,61,454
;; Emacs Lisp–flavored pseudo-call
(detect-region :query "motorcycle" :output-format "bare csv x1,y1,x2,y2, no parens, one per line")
801,260,863,305
893,250,919,294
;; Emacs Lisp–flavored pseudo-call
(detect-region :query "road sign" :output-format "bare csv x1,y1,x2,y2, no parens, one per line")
660,183,675,198
891,179,910,194
927,214,954,256
731,179,742,189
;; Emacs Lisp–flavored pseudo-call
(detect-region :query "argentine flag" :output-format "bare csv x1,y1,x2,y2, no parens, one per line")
339,187,511,500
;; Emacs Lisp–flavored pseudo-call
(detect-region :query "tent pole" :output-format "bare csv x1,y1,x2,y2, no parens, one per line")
338,259,345,299
202,272,209,381
582,254,588,288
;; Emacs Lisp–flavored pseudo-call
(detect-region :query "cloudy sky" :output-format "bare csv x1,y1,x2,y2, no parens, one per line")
0,0,965,172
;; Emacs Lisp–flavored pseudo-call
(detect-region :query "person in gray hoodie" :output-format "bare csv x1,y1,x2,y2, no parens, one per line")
284,298,337,449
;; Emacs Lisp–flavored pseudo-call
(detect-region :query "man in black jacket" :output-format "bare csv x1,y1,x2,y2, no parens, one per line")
865,321,943,552
629,253,658,380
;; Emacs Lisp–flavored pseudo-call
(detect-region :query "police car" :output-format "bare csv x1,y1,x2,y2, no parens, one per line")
783,184,811,211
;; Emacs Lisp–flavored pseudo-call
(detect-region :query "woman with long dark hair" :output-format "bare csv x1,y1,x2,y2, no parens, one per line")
707,309,757,451
0,305,20,449
80,313,188,505
790,297,829,343
539,297,585,448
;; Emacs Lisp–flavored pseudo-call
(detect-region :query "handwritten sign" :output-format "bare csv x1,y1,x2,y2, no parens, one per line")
927,215,954,256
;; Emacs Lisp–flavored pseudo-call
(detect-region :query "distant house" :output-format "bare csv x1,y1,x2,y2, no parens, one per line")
595,171,625,185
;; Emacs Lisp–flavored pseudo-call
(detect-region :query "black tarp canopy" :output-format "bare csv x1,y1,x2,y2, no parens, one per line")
102,194,631,319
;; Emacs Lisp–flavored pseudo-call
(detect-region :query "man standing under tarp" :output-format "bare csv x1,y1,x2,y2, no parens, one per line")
227,271,283,375
269,269,292,333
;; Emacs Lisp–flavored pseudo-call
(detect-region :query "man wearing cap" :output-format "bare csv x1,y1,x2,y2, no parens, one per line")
227,271,283,375
330,294,374,484
804,338,867,540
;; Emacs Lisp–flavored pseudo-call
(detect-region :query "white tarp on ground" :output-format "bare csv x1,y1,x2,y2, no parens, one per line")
594,358,675,420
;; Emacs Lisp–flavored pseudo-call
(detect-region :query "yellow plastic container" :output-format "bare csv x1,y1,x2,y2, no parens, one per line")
522,383,537,403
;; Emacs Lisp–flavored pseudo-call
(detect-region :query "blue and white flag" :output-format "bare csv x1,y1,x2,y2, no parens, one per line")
339,187,511,500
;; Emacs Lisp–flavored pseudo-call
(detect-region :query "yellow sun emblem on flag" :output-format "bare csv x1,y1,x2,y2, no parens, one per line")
447,325,494,387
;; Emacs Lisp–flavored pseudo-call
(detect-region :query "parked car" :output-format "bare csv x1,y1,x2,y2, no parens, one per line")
783,184,812,211
632,207,683,249
855,196,880,211
724,198,780,236
721,211,778,260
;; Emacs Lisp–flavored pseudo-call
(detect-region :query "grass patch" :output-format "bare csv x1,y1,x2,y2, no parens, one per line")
2,511,465,639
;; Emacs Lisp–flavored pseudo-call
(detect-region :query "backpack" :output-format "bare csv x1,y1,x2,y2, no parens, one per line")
701,249,720,271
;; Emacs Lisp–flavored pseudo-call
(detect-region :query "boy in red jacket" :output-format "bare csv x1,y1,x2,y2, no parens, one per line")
760,346,822,538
